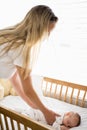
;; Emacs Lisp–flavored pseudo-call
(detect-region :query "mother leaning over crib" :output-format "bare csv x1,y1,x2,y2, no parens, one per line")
0,5,59,125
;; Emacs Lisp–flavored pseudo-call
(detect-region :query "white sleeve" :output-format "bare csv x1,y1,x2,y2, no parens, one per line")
8,45,24,68
13,51,24,68
52,116,63,130
13,45,31,69
52,121,60,130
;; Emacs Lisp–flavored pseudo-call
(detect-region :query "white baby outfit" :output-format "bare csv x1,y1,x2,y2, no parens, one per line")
22,109,64,130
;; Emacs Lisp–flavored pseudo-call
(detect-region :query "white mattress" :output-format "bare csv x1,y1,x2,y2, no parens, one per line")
0,95,87,130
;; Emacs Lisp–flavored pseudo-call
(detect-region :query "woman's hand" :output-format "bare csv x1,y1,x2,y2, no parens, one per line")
43,108,60,125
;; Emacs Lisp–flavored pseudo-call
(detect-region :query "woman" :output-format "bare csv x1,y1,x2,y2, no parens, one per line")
0,5,58,125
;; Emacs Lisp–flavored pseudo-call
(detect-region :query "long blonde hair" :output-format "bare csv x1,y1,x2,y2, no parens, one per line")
0,5,58,79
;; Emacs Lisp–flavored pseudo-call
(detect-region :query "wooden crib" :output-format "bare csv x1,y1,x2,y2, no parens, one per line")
0,76,87,130
42,77,87,107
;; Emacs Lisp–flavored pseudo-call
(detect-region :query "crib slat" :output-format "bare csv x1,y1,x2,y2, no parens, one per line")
4,115,9,130
0,115,4,130
59,85,63,99
0,123,4,130
24,125,28,130
45,82,48,96
10,118,15,130
54,84,57,98
69,88,74,104
49,83,52,96
75,90,80,105
17,122,21,130
64,87,68,102
81,91,86,107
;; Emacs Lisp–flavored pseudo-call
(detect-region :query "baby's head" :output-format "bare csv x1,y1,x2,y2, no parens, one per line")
63,111,81,128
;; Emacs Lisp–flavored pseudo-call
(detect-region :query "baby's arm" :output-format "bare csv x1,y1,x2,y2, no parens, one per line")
60,125,69,130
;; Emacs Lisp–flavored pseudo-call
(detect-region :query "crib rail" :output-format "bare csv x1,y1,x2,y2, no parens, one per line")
0,106,53,130
42,77,87,108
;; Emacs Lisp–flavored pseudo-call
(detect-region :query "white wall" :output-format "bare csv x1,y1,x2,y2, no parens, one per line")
0,0,87,85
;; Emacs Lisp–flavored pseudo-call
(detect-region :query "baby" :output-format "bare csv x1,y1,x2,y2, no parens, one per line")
53,111,81,130
21,109,81,130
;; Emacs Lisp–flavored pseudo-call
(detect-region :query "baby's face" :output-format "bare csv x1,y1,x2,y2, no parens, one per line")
63,112,79,128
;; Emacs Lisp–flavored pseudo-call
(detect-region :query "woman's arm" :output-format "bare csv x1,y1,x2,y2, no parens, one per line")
10,71,38,109
14,65,58,125
16,66,46,111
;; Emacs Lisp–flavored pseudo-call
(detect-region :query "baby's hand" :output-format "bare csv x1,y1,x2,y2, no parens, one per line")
60,125,69,130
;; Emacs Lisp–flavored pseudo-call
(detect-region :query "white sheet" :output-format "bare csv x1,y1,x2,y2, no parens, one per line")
0,95,87,130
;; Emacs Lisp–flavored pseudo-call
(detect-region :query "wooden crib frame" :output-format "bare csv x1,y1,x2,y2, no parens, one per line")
42,77,87,107
0,76,87,130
